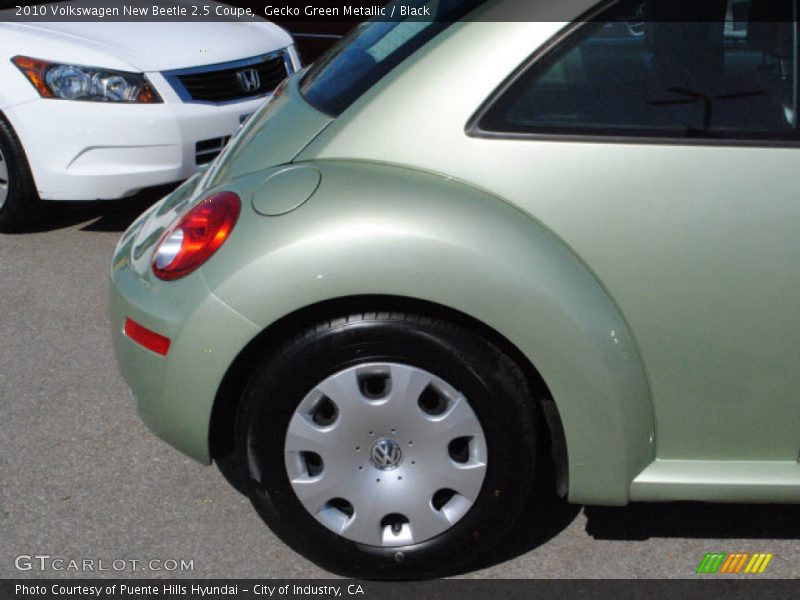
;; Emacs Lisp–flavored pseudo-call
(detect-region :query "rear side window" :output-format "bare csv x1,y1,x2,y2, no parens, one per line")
479,0,799,141
300,0,486,116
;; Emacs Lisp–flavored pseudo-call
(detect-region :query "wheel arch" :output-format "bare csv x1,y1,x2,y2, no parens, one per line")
210,294,570,498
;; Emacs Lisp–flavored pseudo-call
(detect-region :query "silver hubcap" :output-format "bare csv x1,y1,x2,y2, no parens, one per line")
0,148,8,210
284,362,488,547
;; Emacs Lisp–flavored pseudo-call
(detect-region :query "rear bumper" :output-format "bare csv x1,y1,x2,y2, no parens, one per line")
110,215,260,462
5,91,269,201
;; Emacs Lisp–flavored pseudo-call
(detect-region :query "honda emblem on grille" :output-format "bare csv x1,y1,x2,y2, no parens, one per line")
236,68,261,93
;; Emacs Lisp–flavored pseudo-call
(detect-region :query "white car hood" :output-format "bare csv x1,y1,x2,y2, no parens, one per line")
9,21,293,72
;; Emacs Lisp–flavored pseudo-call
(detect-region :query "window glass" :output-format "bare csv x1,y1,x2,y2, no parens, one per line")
301,0,486,117
481,0,798,140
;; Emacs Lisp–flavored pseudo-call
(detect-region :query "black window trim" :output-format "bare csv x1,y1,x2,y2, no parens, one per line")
466,0,800,149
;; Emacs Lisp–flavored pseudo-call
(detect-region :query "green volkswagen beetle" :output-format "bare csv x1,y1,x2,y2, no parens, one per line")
111,0,800,578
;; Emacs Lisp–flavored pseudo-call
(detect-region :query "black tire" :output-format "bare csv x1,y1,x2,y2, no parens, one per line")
235,311,540,579
0,114,39,233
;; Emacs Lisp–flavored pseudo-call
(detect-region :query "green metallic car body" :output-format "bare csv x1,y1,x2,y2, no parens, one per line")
112,0,800,577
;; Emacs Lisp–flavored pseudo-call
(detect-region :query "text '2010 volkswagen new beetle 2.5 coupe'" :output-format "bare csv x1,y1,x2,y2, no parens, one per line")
111,0,800,579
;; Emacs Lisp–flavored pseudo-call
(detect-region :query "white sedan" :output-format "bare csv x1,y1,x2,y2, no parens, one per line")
0,15,299,231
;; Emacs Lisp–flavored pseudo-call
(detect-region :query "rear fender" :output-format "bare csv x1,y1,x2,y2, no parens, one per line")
203,160,655,505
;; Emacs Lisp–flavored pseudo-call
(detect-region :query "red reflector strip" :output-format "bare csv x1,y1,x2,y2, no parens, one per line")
124,318,171,356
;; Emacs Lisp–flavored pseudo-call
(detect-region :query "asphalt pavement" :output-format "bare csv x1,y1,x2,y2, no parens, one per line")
1,195,799,579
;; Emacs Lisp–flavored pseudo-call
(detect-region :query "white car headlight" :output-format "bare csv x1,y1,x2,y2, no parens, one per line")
12,55,162,103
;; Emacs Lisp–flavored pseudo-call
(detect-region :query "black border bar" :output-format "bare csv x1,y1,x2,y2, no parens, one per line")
2,0,798,23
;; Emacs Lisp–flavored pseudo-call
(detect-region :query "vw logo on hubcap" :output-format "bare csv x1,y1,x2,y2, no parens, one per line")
370,439,402,470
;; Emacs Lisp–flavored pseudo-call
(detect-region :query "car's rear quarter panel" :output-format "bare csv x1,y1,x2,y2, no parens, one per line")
200,160,655,505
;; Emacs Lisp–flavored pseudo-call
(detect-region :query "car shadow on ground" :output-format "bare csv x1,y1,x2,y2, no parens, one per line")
585,502,800,541
464,458,581,574
469,496,800,574
14,184,178,234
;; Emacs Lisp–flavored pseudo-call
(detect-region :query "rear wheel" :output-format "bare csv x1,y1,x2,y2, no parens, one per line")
235,312,540,578
0,116,39,233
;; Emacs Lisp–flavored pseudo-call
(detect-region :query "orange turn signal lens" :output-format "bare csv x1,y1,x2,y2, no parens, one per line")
11,55,54,98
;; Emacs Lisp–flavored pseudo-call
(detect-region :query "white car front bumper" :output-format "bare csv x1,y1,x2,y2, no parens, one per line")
3,73,276,201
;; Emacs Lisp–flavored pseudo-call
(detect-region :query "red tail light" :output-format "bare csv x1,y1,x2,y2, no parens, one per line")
152,191,241,281
124,318,171,356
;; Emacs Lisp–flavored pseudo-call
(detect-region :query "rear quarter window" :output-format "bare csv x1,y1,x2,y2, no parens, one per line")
477,0,799,142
